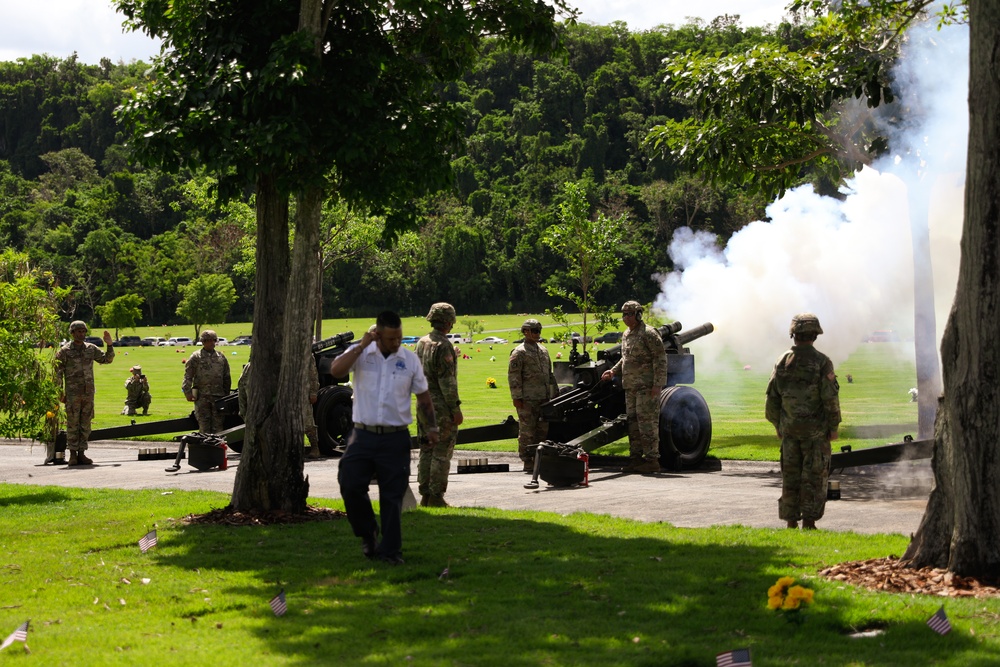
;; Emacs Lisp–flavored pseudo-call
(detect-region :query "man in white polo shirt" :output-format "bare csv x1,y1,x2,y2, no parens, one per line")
330,311,439,565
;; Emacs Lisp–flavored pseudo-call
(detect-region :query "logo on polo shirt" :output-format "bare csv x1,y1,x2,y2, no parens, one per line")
395,360,407,371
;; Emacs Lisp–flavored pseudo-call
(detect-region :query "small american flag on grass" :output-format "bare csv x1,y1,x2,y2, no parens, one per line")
139,529,157,553
716,647,752,667
927,606,952,635
270,590,287,617
0,620,28,651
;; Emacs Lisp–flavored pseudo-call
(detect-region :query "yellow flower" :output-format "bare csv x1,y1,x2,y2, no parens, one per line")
782,596,802,610
767,595,783,610
787,585,813,605
46,411,54,419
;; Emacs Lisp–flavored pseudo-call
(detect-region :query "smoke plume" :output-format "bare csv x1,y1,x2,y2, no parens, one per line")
655,16,969,374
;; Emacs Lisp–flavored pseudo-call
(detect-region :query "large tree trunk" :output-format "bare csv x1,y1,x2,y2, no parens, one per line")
230,0,328,513
903,1,1000,577
230,173,302,511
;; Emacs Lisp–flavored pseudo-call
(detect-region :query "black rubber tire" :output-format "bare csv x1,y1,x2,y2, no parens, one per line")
658,386,712,468
315,385,354,456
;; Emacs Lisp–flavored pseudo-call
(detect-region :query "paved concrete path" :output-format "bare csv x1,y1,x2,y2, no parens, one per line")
0,440,932,535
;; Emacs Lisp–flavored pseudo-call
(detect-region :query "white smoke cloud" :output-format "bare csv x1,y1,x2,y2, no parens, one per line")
654,16,969,374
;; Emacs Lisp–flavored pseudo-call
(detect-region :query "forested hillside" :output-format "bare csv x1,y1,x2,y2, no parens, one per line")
0,18,809,326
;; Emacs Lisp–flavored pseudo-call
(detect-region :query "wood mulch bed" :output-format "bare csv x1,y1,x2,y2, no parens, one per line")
182,505,346,527
820,555,1000,598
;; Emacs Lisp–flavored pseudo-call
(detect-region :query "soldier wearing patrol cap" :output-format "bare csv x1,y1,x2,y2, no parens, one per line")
508,318,559,472
414,303,463,507
601,301,672,473
123,365,152,415
182,329,231,433
765,313,842,530
54,320,115,465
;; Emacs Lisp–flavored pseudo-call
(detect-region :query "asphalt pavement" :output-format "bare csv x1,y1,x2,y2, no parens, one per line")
0,439,933,535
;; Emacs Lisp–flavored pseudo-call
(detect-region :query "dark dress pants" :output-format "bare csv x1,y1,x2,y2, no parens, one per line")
337,428,411,559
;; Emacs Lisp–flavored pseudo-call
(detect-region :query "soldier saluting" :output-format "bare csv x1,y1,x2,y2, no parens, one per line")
54,320,115,466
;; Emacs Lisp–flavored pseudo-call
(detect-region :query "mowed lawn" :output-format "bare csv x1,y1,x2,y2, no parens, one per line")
1,485,998,667
33,314,920,460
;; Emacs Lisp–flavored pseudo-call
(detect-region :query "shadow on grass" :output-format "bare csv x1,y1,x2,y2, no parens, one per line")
0,487,75,507
151,509,990,667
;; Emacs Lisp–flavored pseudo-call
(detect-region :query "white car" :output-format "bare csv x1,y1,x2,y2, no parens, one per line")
446,333,470,344
143,336,166,346
166,337,193,346
475,336,509,344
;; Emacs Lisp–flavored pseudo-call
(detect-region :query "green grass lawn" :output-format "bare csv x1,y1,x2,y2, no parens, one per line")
1,485,996,666
37,316,920,460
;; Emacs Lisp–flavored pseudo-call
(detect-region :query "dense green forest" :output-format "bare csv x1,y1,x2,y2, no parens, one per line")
0,18,811,326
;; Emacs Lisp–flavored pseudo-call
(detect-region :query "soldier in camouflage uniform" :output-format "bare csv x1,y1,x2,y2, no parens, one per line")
508,318,558,472
415,303,463,507
765,313,841,530
601,301,670,473
182,329,232,433
123,365,151,415
54,320,115,466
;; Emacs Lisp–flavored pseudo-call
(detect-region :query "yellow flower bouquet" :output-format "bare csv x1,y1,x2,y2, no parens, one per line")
486,377,497,389
767,576,814,624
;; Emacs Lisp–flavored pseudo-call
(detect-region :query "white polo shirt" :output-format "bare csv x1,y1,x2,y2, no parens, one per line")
346,342,428,427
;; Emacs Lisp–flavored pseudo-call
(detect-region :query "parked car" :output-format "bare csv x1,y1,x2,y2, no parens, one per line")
475,336,509,345
166,337,193,346
401,336,420,344
594,331,623,343
112,336,145,347
446,333,470,345
231,335,252,346
144,337,166,346
84,336,104,347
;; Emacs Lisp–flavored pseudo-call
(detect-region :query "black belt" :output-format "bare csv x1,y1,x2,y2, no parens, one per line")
354,423,409,434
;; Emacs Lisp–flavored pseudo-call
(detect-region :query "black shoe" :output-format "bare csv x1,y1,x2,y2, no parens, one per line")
377,554,405,566
361,530,378,559
44,457,56,465
165,464,181,472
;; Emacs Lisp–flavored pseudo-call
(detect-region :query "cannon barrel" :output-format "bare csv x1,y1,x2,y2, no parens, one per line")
313,331,354,353
655,321,684,338
673,322,714,348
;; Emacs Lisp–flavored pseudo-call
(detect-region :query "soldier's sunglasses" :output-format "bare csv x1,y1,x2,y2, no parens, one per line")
523,327,542,334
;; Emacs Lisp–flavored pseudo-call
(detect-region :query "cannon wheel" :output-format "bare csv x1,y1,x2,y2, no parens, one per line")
658,386,712,468
315,385,354,456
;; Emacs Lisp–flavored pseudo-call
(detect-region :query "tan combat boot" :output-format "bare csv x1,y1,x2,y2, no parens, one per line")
425,495,449,508
68,450,79,466
620,455,642,473
77,451,93,466
632,458,661,474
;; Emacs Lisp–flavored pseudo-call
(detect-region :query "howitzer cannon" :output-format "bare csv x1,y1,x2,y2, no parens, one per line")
541,321,716,469
57,331,360,456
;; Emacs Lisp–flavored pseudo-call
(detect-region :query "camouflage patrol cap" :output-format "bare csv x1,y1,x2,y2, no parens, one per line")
790,313,823,336
426,302,456,326
201,329,218,342
621,300,643,315
521,318,542,331
69,320,88,333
